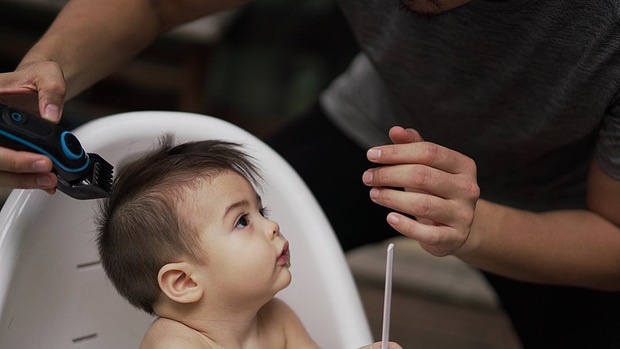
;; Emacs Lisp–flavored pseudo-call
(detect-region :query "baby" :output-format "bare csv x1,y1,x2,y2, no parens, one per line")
95,137,400,349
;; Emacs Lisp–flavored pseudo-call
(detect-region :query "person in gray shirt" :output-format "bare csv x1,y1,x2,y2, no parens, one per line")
0,0,618,348
269,1,620,348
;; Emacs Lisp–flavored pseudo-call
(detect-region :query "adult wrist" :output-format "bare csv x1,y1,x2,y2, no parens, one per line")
454,199,492,261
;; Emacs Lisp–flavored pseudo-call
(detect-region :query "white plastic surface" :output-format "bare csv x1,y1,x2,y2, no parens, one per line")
0,111,372,348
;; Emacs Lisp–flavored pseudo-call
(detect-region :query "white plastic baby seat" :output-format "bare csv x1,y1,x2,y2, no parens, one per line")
0,111,373,349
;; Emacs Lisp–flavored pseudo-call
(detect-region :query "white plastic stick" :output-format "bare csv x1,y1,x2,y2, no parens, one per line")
381,243,394,349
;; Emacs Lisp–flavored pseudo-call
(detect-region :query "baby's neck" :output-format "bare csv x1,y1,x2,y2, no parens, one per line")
155,298,267,348
186,309,263,347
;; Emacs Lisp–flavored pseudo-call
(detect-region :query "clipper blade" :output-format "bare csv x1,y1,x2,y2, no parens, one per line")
56,153,114,200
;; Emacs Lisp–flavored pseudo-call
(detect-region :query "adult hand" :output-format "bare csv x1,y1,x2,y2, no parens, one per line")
0,61,66,192
0,60,66,121
358,341,403,349
362,126,480,257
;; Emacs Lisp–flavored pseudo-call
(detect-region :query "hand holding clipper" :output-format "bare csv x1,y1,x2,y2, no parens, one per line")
0,104,113,199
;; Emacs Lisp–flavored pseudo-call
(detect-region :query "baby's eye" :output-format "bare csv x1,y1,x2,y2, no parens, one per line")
259,207,270,218
235,214,250,229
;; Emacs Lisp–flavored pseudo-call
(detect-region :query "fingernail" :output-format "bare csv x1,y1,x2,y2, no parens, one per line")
44,104,60,122
367,148,381,160
362,171,373,184
387,214,400,225
32,160,49,172
36,176,53,188
370,187,379,199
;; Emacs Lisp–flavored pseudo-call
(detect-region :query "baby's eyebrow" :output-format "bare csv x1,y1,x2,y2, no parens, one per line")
222,194,263,222
223,200,250,222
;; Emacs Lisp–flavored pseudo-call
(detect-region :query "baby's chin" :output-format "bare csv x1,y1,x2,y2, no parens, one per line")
275,269,293,294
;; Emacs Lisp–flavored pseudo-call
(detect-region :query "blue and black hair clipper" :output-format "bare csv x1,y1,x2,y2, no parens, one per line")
0,104,113,200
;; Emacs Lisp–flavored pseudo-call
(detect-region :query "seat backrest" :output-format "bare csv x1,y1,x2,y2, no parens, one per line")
0,111,373,349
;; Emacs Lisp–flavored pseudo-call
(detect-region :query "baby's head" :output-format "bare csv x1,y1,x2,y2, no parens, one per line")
96,136,287,315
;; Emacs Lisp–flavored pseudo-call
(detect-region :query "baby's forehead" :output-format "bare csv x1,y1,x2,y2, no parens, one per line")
178,168,249,187
179,170,260,205
199,169,256,189
176,171,261,228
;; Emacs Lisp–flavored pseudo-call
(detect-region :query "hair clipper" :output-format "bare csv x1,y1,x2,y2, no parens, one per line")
0,104,113,200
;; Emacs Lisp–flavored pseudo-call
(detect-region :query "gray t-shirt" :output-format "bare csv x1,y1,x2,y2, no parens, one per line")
321,0,620,211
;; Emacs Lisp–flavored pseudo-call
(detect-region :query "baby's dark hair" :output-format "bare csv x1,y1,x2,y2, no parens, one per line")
96,136,261,314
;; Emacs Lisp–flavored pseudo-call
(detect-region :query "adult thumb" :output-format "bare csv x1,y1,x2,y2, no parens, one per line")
37,77,66,124
388,126,424,144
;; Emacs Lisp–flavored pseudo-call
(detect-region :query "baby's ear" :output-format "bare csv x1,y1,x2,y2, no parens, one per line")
158,262,203,303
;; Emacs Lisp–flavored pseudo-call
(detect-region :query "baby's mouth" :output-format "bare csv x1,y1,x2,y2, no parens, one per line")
277,242,291,267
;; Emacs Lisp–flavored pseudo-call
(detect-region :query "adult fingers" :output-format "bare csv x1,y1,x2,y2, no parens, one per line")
369,186,474,255
0,171,57,190
0,146,57,190
362,164,475,200
0,61,66,123
367,141,475,175
369,187,460,225
384,211,463,256
358,342,403,349
388,125,424,144
35,63,66,123
0,147,53,174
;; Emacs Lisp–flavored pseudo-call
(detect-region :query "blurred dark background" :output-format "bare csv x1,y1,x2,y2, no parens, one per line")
0,0,358,138
0,1,523,348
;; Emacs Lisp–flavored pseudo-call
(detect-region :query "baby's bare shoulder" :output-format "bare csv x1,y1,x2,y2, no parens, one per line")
259,298,298,318
258,298,319,348
140,318,214,349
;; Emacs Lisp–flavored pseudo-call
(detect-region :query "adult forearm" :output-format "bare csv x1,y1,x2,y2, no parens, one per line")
461,199,620,290
17,0,251,100
18,0,162,100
